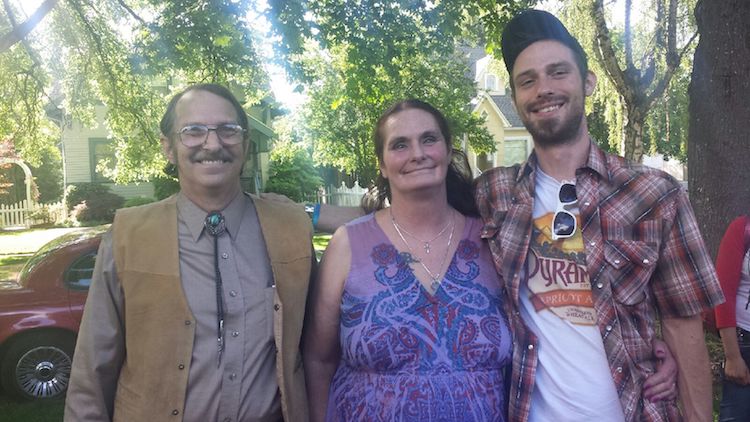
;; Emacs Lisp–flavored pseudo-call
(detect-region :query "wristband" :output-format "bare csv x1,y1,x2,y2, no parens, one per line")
305,203,321,229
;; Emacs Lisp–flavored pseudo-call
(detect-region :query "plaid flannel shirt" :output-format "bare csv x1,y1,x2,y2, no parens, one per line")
475,141,724,422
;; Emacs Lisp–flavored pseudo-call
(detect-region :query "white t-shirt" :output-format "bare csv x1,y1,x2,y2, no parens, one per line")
522,168,625,422
737,249,750,331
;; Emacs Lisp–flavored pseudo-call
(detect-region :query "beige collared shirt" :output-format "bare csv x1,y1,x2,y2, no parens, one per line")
176,192,280,422
71,192,280,422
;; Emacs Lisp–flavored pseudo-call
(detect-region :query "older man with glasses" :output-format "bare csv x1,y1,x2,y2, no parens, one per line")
65,83,314,422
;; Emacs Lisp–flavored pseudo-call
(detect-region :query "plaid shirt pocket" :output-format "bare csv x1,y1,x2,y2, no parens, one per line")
604,238,659,305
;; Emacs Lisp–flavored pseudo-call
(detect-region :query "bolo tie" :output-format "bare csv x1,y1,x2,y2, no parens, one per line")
204,211,226,365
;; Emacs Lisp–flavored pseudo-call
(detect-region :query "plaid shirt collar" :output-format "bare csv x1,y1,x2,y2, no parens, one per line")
516,138,612,185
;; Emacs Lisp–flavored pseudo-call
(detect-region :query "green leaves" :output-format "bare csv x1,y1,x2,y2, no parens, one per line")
265,139,323,202
268,0,497,187
0,0,266,183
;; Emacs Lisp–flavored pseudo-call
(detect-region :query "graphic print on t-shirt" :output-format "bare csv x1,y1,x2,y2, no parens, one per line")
527,213,596,325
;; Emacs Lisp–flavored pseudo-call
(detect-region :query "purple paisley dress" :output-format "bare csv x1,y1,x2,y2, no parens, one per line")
326,214,512,422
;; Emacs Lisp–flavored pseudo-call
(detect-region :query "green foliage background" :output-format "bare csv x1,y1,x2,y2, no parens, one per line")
1,0,268,184
265,139,323,202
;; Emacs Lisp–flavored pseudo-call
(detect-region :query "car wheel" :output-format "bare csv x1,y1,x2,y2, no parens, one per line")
0,333,75,400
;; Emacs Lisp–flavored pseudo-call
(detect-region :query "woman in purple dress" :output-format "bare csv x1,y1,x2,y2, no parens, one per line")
304,100,512,422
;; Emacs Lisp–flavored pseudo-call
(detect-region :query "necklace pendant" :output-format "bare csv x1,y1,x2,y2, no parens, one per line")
424,242,430,254
431,278,441,291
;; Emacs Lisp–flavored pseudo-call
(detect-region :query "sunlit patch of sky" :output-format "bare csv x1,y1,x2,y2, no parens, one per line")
539,0,650,29
247,0,306,112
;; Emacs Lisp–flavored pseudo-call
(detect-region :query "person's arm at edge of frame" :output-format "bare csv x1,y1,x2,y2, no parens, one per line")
258,193,365,234
315,204,364,234
64,229,126,421
303,225,351,422
715,216,750,385
662,315,712,421
657,190,724,422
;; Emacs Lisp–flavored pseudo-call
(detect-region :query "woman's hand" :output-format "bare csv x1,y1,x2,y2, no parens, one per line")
643,339,678,402
723,354,750,385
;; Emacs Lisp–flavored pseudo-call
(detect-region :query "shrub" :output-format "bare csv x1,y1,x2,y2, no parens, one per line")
72,192,124,223
66,183,111,211
29,205,53,226
153,176,180,200
265,141,323,202
31,146,64,203
123,196,156,208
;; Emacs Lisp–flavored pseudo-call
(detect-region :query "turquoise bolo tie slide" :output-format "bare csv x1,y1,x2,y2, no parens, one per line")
204,211,226,237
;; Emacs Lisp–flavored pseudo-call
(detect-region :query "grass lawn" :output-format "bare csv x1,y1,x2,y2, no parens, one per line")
0,396,64,422
0,255,31,282
313,233,332,260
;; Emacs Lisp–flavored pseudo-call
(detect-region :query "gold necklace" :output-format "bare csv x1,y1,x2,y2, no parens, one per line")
390,212,452,254
390,208,455,291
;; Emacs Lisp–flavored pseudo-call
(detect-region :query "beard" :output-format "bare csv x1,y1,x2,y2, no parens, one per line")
521,96,586,148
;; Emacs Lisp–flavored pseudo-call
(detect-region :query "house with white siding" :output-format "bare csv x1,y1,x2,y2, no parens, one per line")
466,53,532,175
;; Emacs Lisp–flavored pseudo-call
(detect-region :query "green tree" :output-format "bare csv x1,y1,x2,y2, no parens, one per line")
265,138,323,202
268,0,498,186
29,144,63,203
587,0,696,162
644,63,690,162
0,0,267,183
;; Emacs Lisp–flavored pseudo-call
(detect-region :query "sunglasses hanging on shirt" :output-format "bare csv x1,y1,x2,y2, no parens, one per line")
551,182,578,240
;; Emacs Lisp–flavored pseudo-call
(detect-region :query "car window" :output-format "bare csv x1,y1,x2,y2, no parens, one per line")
64,252,97,291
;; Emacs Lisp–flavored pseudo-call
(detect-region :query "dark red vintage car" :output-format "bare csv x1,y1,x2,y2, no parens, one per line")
0,226,107,400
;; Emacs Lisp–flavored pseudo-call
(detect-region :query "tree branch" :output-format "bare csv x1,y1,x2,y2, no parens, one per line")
667,0,679,67
624,0,633,69
114,0,148,27
3,0,42,67
591,0,631,101
0,0,58,53
645,29,698,107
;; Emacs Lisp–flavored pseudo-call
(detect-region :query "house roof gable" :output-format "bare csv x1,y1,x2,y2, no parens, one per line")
473,91,524,128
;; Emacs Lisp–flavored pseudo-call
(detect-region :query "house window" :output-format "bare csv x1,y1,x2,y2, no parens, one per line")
503,139,528,166
89,138,115,182
485,74,498,91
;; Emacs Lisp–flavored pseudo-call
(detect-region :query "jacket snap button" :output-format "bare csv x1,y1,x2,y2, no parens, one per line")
172,409,179,415
273,304,280,311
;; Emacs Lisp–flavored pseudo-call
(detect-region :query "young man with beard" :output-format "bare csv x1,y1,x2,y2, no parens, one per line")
65,84,313,422
473,9,724,421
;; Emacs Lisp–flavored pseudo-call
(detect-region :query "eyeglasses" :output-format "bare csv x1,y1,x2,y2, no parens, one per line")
177,124,246,148
551,182,577,240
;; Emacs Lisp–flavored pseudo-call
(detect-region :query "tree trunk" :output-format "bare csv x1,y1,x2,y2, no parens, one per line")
622,106,646,162
688,0,750,258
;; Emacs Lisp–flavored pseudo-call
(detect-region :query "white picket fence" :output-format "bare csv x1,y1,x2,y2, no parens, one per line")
0,200,65,228
318,183,368,207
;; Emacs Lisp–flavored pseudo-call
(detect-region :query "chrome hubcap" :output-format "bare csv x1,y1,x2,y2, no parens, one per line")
16,346,71,398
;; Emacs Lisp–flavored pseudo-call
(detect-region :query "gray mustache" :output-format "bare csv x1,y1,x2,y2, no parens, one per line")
190,151,234,162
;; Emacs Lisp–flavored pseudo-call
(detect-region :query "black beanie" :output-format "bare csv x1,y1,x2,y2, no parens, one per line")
501,9,587,76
